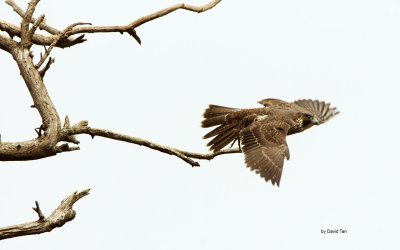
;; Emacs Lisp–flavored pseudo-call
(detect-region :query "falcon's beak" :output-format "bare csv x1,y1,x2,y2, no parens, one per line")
311,117,320,125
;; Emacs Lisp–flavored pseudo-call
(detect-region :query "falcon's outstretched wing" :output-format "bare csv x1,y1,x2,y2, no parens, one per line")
240,121,290,186
293,99,339,124
257,98,289,107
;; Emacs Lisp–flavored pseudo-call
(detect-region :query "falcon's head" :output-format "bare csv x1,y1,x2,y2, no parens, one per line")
302,113,320,130
293,99,339,124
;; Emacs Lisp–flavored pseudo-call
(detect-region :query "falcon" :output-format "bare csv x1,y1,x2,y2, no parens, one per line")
201,98,339,186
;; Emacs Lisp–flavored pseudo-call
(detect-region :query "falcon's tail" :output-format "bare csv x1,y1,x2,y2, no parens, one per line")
201,105,240,152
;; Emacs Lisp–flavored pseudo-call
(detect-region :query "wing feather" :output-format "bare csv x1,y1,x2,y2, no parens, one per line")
240,121,290,186
293,99,339,123
258,98,289,107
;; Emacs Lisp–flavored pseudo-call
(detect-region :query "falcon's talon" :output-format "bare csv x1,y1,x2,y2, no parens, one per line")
230,138,238,148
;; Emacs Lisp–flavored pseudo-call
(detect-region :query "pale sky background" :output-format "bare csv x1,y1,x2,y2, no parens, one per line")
1,0,400,249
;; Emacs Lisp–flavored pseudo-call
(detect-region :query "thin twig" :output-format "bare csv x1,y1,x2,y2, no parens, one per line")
61,122,241,167
32,201,45,221
26,14,44,42
39,57,55,77
65,0,222,43
4,0,87,47
36,22,91,69
6,0,59,35
78,127,201,167
20,0,40,47
130,1,222,28
0,21,85,48
176,148,241,160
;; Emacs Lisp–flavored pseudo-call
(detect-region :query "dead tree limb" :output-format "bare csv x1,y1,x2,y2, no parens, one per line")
2,0,221,47
63,122,241,167
5,0,59,35
0,0,237,241
0,189,90,240
65,0,222,43
0,0,236,165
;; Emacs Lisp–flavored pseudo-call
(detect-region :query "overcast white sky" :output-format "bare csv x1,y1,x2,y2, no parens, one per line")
1,0,400,249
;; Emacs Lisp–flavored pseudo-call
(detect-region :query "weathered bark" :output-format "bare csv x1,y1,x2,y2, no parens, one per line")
0,190,90,240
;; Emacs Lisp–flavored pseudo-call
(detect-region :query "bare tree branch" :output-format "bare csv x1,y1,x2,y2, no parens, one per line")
1,38,63,160
1,0,86,48
0,189,90,240
63,124,241,167
0,0,226,165
0,114,241,165
20,0,40,47
38,56,55,77
131,1,222,28
35,22,91,69
67,0,222,43
0,33,16,52
0,21,85,48
2,0,221,47
5,0,59,35
32,201,45,221
0,0,229,241
26,14,44,43
174,147,241,160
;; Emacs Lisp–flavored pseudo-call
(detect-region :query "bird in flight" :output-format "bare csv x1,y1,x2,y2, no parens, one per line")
201,98,339,186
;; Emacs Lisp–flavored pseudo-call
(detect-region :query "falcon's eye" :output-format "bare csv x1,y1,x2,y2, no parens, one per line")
305,114,313,120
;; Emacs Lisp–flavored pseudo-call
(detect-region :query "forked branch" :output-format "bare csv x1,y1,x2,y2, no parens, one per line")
3,0,221,46
0,0,229,165
0,189,90,240
35,22,91,69
67,0,222,43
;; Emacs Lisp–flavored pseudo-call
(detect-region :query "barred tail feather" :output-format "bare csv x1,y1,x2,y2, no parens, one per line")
203,105,238,119
201,104,240,152
201,116,226,128
201,105,238,128
207,128,239,152
203,123,236,139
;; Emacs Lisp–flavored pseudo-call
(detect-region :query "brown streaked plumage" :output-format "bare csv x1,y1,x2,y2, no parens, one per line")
201,98,339,186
